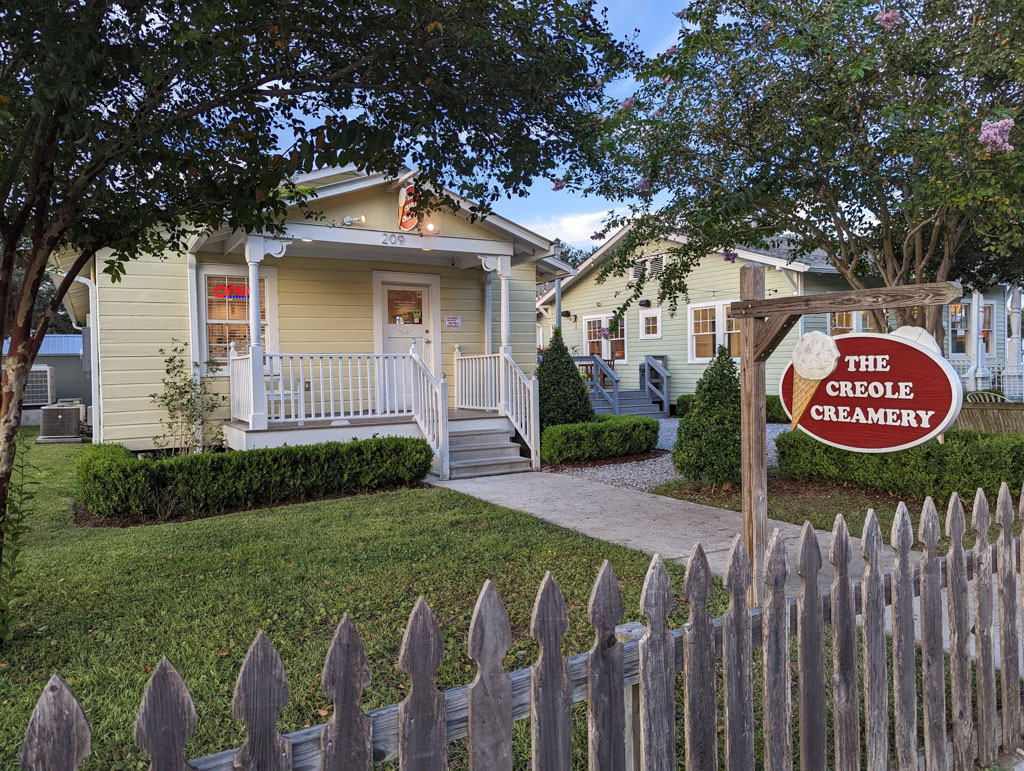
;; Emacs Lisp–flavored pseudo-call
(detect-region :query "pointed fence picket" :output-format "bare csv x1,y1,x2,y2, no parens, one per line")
21,483,1024,770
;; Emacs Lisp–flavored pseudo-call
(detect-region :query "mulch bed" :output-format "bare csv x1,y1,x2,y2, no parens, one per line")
545,448,669,472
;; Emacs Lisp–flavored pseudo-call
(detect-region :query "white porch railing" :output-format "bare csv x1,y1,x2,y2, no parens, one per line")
501,351,540,470
228,345,254,424
261,353,415,424
410,344,449,479
453,347,501,410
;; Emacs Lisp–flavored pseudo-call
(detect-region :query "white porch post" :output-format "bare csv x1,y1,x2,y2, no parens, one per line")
242,234,290,430
483,272,493,354
969,289,991,390
1007,286,1022,400
554,277,563,329
479,254,512,413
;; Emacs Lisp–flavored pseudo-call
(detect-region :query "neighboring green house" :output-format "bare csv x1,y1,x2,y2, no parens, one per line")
536,226,1023,413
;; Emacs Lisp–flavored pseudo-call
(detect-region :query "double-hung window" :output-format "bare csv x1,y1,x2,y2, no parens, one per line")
199,264,278,364
639,308,662,340
583,314,626,362
948,302,994,356
688,300,740,362
829,310,883,336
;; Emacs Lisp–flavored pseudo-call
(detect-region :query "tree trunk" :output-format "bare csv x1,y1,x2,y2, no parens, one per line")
0,345,30,566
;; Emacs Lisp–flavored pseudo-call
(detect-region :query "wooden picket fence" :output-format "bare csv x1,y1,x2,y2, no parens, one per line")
18,482,1024,770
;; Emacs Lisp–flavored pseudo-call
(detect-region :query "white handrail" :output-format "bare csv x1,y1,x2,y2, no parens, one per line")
228,343,253,424
410,343,449,480
501,351,540,470
453,346,501,410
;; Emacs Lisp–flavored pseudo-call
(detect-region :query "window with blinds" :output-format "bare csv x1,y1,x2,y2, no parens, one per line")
205,275,267,360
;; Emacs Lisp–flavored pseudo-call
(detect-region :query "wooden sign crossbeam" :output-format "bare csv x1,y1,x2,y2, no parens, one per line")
736,269,962,604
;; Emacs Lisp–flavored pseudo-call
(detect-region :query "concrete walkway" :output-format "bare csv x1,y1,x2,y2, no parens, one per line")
435,471,908,597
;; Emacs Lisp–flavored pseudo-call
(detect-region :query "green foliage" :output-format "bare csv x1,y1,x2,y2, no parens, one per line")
777,429,1024,501
541,414,659,464
76,438,434,522
150,341,226,454
592,0,1024,326
0,436,36,642
537,327,595,429
766,395,788,424
679,392,787,424
673,347,741,483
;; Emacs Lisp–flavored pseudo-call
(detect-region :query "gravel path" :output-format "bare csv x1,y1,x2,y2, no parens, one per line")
550,418,791,492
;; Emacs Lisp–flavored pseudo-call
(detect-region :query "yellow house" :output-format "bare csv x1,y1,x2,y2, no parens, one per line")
51,167,573,479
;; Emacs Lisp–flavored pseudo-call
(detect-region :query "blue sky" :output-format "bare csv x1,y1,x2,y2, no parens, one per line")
496,1,683,248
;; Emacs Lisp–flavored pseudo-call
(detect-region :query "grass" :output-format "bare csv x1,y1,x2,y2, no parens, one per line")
651,473,1017,552
0,429,726,769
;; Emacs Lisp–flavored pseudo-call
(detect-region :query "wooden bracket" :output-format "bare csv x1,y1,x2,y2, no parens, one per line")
754,314,801,363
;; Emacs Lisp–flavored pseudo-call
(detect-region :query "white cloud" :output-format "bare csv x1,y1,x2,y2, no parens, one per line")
523,209,611,248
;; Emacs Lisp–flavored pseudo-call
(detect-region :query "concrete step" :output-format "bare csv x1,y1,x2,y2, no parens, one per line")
448,456,533,479
448,428,513,448
449,442,522,463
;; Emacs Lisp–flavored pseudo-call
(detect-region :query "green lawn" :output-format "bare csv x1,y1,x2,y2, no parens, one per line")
0,430,724,768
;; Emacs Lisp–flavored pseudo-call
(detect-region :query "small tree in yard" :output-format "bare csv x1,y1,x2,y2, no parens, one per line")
538,327,595,429
674,346,741,485
150,341,227,455
0,1,635,637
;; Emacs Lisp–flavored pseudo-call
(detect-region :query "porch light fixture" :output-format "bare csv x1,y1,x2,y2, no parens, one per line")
422,248,432,252
560,310,571,318
342,215,366,226
638,299,652,307
423,222,438,234
301,238,313,242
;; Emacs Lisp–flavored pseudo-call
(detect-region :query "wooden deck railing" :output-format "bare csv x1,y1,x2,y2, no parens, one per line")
574,355,620,413
21,484,1024,769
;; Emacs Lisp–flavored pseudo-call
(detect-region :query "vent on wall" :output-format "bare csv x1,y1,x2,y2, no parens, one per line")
25,366,55,407
631,254,665,280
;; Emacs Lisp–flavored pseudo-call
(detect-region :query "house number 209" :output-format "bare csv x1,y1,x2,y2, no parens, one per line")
381,233,405,245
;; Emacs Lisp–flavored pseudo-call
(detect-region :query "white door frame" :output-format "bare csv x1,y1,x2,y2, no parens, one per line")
372,270,443,374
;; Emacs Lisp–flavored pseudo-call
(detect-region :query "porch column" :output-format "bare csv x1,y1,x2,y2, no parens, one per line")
554,277,562,329
483,272,493,354
968,289,991,390
1007,286,1022,400
243,234,290,430
479,254,512,415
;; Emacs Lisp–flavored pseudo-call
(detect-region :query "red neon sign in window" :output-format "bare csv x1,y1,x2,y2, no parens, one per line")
213,285,249,298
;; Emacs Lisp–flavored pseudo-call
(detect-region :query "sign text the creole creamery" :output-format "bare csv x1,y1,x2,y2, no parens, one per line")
781,332,962,453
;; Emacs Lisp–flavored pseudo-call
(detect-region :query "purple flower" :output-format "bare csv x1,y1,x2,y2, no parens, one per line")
674,10,685,19
979,118,1015,153
598,113,607,123
588,76,603,90
552,178,565,191
663,76,675,85
874,9,902,30
723,251,738,263
652,109,663,119
620,97,636,109
665,45,678,56
591,231,604,240
637,177,652,192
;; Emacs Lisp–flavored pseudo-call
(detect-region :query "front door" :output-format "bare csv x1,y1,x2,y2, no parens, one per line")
382,283,434,408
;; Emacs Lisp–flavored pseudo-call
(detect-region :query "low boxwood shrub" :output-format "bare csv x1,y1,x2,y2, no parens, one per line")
76,437,434,522
776,429,1024,501
677,392,788,423
541,414,659,465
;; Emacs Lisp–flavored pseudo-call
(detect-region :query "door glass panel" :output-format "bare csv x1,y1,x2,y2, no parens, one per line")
607,319,625,361
692,306,717,358
388,289,423,325
586,319,603,356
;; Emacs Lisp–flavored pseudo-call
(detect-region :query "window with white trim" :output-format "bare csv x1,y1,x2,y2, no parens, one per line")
583,314,626,362
639,308,662,339
198,265,277,363
631,253,665,280
948,302,994,356
829,309,884,336
688,301,739,362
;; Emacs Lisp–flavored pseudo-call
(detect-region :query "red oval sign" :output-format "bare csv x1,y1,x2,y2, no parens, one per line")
780,333,963,453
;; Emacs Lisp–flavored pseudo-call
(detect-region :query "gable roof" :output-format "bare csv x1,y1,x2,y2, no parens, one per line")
535,226,837,308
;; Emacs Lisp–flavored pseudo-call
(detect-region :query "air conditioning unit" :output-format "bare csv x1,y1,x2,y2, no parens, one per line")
25,365,56,407
39,404,82,444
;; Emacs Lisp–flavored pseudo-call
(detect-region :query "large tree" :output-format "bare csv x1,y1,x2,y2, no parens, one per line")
0,0,632,633
591,0,1024,337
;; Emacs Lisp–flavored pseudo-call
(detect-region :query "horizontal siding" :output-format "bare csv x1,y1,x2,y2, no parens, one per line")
546,245,802,397
98,249,190,449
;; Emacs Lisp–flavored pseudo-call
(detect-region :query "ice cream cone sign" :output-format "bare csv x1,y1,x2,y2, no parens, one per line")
788,331,840,430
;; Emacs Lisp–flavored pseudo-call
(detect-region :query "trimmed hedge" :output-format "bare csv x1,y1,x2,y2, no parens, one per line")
541,414,659,465
776,429,1024,501
77,437,435,522
676,393,789,424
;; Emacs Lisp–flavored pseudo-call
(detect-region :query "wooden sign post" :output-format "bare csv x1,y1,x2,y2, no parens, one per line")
730,266,961,604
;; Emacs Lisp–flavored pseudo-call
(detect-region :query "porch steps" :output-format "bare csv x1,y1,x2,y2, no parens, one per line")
591,389,669,418
448,427,532,479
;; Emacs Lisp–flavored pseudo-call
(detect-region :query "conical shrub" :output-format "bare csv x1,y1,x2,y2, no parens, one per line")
537,327,595,429
673,345,741,483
